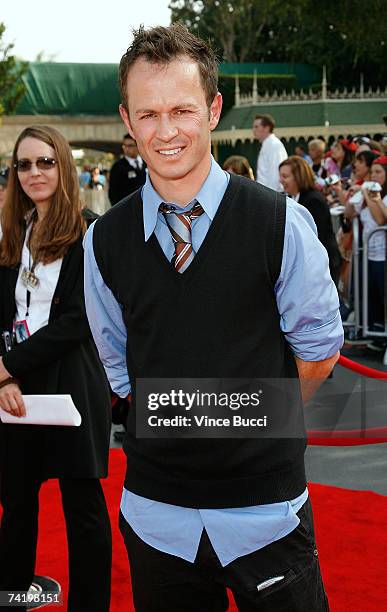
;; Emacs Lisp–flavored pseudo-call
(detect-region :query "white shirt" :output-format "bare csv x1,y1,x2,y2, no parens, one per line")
360,195,387,262
256,133,288,191
125,155,143,170
14,230,62,337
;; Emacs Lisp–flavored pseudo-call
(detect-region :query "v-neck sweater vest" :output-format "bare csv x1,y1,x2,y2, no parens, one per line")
93,175,306,508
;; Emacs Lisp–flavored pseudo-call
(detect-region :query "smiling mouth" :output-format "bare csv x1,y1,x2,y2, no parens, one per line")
158,148,182,156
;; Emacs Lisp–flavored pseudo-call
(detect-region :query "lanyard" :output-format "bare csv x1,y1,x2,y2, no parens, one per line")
25,222,38,318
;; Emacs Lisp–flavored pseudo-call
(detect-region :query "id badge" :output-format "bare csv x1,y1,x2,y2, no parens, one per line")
20,266,40,292
13,319,31,343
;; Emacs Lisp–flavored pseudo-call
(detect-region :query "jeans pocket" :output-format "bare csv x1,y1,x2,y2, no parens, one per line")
256,567,298,599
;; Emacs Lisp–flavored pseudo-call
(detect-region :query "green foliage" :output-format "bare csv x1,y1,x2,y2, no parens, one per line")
169,0,387,87
0,23,29,116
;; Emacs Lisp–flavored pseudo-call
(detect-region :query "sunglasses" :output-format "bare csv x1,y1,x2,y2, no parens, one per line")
14,157,57,172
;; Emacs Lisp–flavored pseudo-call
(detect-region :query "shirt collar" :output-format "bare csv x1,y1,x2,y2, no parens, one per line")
142,156,229,241
125,155,142,166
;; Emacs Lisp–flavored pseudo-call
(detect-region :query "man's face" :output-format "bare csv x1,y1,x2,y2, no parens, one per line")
122,138,138,159
252,119,269,142
119,56,222,194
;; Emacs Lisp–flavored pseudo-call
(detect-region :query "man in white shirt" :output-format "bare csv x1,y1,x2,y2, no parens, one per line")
253,114,288,191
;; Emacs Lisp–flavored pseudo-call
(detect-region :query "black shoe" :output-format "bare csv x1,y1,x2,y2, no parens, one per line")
113,430,126,443
27,576,61,609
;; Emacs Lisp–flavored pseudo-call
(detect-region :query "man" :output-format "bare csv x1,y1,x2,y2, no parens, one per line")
253,113,288,191
108,134,146,205
308,139,327,180
294,144,312,165
84,23,343,611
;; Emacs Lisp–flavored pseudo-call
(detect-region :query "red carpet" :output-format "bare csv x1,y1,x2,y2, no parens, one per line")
3,448,387,611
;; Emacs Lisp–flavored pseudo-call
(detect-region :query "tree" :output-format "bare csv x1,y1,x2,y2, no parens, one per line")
0,23,29,117
169,0,387,88
169,0,283,63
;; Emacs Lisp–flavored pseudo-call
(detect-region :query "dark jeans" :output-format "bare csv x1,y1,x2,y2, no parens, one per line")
368,260,386,330
119,498,329,611
0,474,112,612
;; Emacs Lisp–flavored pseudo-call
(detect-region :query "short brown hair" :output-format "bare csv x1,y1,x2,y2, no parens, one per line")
279,156,316,192
254,114,275,132
119,23,219,111
0,125,84,267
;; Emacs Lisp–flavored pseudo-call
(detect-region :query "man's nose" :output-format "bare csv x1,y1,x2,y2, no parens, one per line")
157,115,178,141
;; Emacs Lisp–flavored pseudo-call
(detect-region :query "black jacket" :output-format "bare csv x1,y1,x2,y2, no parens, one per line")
0,237,111,478
298,189,342,285
108,157,146,205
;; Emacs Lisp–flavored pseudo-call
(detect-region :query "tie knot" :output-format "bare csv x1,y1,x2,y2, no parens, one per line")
159,201,204,221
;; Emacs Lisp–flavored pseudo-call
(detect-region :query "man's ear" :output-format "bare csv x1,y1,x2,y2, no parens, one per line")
119,104,135,139
209,93,223,131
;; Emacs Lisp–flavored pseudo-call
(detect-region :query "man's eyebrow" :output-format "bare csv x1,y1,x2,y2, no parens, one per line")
135,108,156,115
135,103,198,115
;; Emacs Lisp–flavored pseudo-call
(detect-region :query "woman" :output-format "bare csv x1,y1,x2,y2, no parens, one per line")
325,139,357,179
353,150,379,184
279,156,342,285
88,166,105,190
360,156,387,331
0,126,112,611
223,155,255,180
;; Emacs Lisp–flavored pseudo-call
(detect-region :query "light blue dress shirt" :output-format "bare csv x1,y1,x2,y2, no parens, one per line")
84,157,343,567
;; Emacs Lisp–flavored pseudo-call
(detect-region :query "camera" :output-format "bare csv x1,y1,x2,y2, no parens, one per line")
362,181,382,192
325,174,340,186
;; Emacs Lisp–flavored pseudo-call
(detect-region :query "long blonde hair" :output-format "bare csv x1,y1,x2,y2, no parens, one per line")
0,125,85,266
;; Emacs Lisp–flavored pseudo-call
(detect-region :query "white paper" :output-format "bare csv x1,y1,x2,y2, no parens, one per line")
0,395,82,426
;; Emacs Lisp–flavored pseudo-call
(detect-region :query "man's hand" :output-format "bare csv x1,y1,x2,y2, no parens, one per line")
0,383,26,417
295,352,340,404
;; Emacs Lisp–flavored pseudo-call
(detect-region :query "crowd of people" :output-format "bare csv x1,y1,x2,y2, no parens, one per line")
231,121,387,349
74,136,147,206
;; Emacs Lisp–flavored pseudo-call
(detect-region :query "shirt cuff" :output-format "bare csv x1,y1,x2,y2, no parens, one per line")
285,311,344,361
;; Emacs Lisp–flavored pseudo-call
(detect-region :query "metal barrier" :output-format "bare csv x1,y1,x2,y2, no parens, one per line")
346,216,387,364
352,216,362,337
362,225,387,339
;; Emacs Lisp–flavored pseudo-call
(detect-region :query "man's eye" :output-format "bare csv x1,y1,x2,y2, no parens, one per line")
141,114,154,120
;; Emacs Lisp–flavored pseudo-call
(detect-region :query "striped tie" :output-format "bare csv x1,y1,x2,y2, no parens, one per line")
159,201,205,273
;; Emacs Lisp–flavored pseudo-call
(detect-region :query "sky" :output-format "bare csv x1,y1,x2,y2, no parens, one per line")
1,0,171,63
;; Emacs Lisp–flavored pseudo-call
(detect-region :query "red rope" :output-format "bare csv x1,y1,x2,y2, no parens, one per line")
338,354,387,379
308,437,387,446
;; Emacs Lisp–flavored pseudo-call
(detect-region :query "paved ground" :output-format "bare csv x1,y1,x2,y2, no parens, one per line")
305,343,387,496
111,343,387,496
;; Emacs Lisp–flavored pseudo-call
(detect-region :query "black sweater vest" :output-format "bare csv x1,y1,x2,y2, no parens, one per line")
93,174,306,508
